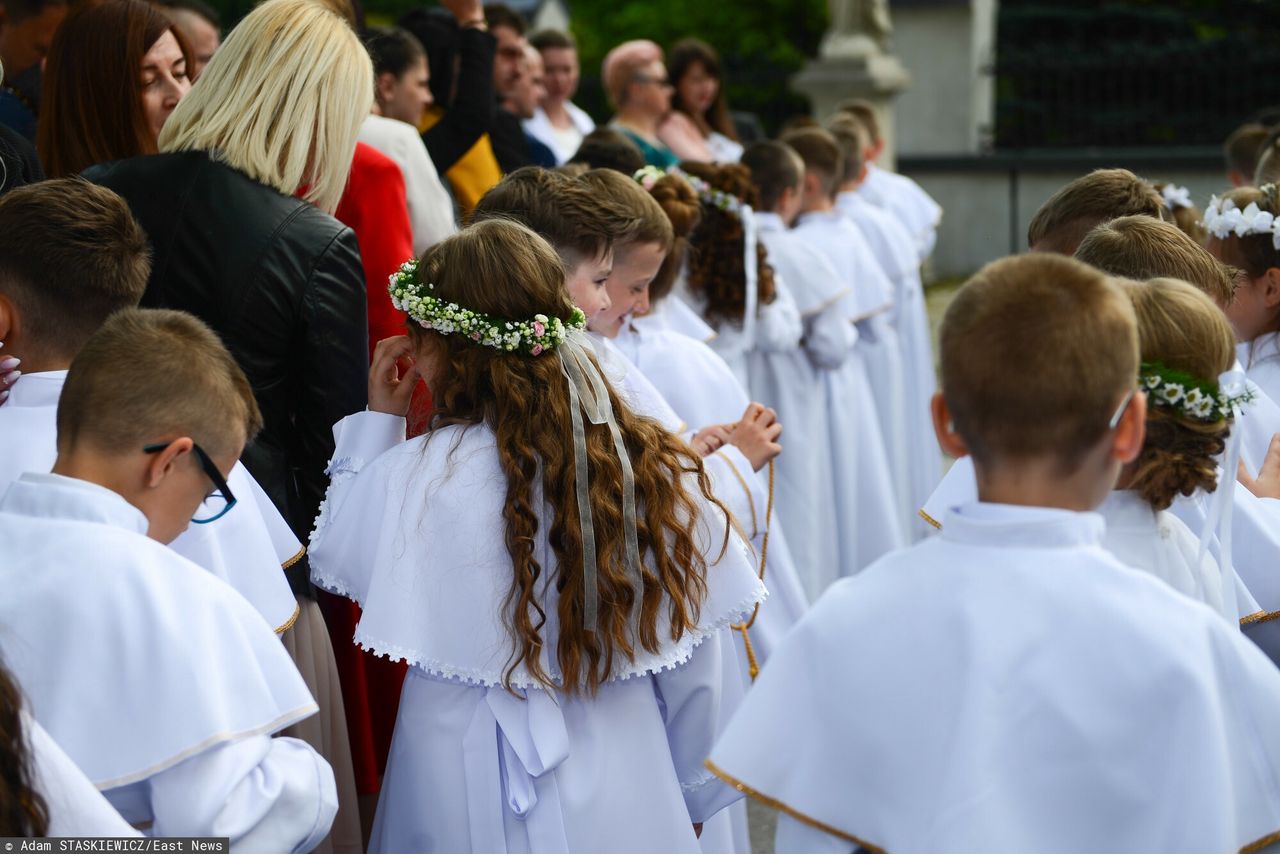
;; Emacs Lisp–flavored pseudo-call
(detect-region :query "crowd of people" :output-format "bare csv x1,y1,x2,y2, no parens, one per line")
1,0,1280,850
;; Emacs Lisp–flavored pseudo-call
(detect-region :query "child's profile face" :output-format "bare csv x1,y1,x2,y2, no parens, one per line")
590,240,666,338
564,250,614,325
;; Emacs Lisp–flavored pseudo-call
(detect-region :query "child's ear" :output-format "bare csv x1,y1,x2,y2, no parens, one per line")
1111,390,1147,466
931,393,968,459
1261,268,1280,308
143,438,195,489
0,294,12,342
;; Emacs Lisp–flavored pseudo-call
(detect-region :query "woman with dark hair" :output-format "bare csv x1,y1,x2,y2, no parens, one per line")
37,0,191,177
659,39,743,164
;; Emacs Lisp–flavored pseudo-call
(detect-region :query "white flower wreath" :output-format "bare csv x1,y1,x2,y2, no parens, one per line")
634,165,745,217
1141,361,1253,422
1202,187,1280,250
388,259,586,356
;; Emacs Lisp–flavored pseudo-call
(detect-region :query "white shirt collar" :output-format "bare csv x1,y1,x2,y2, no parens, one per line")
7,370,67,408
1,471,149,536
1097,490,1159,532
942,501,1106,549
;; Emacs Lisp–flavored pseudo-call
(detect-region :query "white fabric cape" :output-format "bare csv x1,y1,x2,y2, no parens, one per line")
0,473,317,790
616,314,811,670
858,163,942,261
792,214,906,574
922,456,1263,623
26,713,141,837
710,502,1280,854
836,190,941,539
0,370,300,633
310,413,767,688
753,214,852,598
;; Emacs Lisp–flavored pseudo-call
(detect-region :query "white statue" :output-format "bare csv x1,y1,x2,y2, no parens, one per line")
823,0,893,58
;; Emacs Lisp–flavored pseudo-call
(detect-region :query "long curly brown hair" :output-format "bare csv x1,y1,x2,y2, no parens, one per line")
679,161,777,326
0,658,48,836
411,219,725,694
1123,277,1236,511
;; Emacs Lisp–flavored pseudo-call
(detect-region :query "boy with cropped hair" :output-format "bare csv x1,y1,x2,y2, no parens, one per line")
832,98,941,261
781,125,906,570
1025,167,1166,254
0,176,300,634
0,307,337,846
710,253,1280,854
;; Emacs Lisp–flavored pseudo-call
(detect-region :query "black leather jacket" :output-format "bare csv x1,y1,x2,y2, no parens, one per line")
85,152,369,588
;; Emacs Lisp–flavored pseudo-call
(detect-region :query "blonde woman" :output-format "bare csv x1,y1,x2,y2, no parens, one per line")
85,0,371,850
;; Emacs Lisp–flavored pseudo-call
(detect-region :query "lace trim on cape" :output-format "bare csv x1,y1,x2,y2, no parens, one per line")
347,585,767,691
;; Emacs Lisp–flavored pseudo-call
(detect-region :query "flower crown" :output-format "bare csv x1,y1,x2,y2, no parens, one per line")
1202,185,1280,249
1140,361,1254,422
1160,184,1193,211
388,259,586,356
634,165,744,217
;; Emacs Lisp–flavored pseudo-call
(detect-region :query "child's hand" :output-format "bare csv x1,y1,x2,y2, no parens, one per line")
690,424,731,457
727,403,783,472
368,336,420,417
1240,433,1280,500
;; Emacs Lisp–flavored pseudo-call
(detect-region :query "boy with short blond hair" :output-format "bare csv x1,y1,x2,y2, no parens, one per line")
710,253,1280,854
0,307,337,846
1075,215,1237,307
1025,167,1166,254
0,176,300,633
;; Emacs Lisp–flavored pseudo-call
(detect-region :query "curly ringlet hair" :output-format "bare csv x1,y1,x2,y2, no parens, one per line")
1210,185,1280,280
0,658,47,836
409,219,726,695
1122,277,1236,511
678,161,777,326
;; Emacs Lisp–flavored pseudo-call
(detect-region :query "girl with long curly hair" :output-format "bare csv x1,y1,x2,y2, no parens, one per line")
672,160,802,390
309,219,765,853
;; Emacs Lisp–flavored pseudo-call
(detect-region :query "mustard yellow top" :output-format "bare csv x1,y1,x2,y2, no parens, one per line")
419,106,502,215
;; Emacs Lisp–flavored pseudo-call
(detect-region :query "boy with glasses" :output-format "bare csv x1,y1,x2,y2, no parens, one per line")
0,307,338,845
0,177,300,634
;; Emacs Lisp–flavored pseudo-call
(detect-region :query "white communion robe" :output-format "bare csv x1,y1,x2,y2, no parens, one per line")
673,266,804,392
358,113,458,255
0,473,336,849
25,713,141,837
836,190,941,539
921,457,1262,624
857,162,942,262
709,502,1280,854
753,213,853,598
792,211,906,574
616,312,811,672
0,369,300,634
308,412,767,854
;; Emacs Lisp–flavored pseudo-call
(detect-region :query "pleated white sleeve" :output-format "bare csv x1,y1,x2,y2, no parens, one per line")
753,283,803,354
652,629,741,824
804,301,858,370
147,734,337,853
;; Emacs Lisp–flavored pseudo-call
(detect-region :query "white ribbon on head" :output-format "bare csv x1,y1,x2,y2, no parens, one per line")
741,204,759,352
1161,184,1193,211
1196,369,1249,628
557,332,643,631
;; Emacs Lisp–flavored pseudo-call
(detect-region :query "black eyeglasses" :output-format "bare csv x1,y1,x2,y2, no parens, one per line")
143,441,237,524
